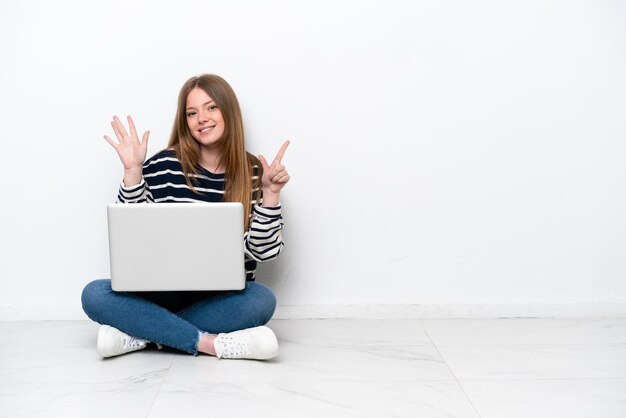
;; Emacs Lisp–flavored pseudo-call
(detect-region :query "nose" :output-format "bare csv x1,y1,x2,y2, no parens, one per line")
198,110,210,123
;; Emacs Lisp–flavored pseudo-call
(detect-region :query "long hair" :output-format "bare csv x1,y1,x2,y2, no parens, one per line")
167,74,261,230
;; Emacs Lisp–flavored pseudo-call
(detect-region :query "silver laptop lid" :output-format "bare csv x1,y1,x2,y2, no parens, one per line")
108,202,246,291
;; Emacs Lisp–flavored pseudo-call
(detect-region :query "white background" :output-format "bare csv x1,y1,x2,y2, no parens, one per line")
1,0,625,318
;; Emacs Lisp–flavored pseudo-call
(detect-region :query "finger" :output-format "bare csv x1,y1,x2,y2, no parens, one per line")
142,130,150,146
276,173,290,184
128,115,139,140
111,120,124,142
103,135,118,149
112,115,129,139
273,140,290,163
272,170,288,183
271,163,285,173
267,164,285,179
258,154,270,171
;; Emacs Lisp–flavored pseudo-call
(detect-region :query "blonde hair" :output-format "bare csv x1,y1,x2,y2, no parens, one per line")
167,74,261,230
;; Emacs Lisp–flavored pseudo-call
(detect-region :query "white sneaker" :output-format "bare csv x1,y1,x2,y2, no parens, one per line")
214,326,279,360
97,325,149,358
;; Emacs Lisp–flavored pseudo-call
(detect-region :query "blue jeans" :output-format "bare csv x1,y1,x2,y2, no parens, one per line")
81,279,276,355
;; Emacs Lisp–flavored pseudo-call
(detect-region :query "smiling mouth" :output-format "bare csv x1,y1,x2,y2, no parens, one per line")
199,126,215,133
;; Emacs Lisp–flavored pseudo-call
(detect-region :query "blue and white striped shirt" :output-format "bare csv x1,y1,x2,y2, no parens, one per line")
117,149,284,281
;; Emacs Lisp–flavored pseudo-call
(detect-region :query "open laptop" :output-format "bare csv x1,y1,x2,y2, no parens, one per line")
107,202,246,291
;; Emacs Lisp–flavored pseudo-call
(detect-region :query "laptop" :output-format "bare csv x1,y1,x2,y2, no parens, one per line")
107,202,246,291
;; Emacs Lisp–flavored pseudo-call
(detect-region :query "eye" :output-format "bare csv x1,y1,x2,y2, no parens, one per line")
208,105,218,111
186,111,196,117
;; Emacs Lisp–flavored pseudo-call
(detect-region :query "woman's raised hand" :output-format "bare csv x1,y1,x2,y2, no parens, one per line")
259,140,291,196
104,115,150,172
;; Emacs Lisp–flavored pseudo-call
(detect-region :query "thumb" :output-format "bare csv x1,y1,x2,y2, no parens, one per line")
258,154,270,171
142,131,150,146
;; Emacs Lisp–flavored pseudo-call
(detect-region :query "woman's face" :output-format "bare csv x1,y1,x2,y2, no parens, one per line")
185,87,225,148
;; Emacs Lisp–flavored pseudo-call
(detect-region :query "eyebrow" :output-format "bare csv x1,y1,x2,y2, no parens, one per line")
186,100,215,111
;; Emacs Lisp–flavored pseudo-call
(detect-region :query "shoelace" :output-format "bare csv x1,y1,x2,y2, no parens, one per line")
123,336,146,350
218,337,249,358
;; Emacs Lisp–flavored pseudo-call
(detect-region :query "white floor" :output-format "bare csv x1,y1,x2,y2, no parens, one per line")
1,319,626,417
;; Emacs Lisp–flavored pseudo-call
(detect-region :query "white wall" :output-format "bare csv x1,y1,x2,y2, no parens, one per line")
1,0,625,319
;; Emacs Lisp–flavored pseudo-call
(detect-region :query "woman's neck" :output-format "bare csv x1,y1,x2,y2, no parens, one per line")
198,145,224,174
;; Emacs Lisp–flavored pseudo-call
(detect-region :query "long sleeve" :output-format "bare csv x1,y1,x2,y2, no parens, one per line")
244,204,284,262
116,178,153,203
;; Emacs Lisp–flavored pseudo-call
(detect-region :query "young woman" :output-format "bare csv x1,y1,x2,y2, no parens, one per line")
81,74,290,360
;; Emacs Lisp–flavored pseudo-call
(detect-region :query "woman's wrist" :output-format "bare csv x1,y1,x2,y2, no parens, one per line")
123,167,143,188
262,189,280,207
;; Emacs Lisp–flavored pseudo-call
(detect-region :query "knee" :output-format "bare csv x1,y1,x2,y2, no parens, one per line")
247,282,277,324
81,279,112,321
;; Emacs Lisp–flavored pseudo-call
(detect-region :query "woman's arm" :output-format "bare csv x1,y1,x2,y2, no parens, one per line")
104,115,151,203
244,204,284,262
245,140,291,261
117,177,151,203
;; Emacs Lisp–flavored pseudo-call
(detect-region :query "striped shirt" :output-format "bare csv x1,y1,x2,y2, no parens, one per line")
117,149,284,281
